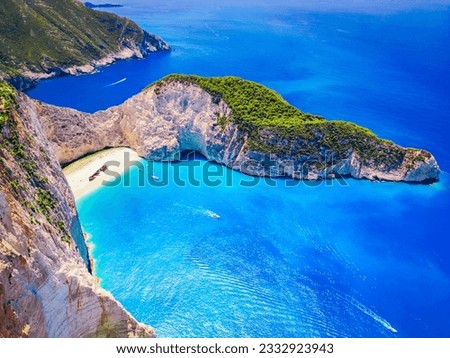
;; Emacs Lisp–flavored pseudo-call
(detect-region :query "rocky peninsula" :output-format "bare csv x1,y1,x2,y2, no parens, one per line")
40,75,440,183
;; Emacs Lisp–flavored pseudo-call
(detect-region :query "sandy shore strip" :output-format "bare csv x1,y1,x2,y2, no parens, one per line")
63,147,141,200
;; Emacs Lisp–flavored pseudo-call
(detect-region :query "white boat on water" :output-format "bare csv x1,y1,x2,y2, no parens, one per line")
205,210,220,219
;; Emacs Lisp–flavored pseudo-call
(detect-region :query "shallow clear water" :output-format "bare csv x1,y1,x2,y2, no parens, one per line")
78,157,450,337
28,1,450,337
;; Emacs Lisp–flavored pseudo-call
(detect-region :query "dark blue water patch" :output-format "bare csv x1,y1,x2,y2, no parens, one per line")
27,52,171,112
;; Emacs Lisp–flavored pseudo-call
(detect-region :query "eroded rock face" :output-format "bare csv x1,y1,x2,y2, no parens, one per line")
21,33,170,85
38,80,440,183
0,93,154,338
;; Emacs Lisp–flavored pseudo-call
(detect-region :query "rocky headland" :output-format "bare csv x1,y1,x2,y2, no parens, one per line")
0,0,170,91
39,75,440,183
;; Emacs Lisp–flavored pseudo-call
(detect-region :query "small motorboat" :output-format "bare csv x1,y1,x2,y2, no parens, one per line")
205,210,220,219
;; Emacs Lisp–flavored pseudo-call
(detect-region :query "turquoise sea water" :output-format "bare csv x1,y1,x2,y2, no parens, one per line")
29,1,450,337
77,158,450,337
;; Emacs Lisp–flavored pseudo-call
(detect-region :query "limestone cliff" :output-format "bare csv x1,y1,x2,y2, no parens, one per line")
38,77,440,183
0,84,154,337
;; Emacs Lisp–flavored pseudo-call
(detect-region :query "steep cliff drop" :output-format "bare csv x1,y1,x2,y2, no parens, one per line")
38,75,440,183
0,83,153,337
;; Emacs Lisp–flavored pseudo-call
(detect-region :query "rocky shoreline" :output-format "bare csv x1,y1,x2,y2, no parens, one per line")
0,85,154,337
37,78,440,184
6,35,170,92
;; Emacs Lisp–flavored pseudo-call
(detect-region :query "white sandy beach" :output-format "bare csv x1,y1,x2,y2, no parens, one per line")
63,147,141,200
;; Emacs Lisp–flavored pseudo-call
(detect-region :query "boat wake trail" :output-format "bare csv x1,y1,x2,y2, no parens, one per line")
106,77,127,87
344,294,398,333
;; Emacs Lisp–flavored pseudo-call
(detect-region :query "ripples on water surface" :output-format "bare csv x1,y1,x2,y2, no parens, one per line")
78,159,450,337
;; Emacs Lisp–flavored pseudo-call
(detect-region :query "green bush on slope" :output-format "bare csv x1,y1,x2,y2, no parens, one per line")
0,82,15,127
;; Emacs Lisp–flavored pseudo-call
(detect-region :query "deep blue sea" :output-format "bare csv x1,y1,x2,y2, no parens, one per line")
29,1,450,337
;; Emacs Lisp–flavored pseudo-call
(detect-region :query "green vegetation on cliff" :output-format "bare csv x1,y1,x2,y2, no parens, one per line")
0,0,166,79
157,74,325,129
1,82,70,242
156,75,413,164
0,82,15,127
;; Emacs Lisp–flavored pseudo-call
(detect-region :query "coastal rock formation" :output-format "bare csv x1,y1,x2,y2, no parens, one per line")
0,0,170,90
0,75,440,336
0,85,154,337
38,77,440,183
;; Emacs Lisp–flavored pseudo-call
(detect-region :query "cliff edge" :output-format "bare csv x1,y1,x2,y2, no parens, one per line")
0,75,440,337
0,83,154,337
39,75,440,183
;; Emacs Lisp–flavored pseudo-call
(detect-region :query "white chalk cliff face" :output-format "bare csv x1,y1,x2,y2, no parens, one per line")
0,92,153,337
38,80,440,183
